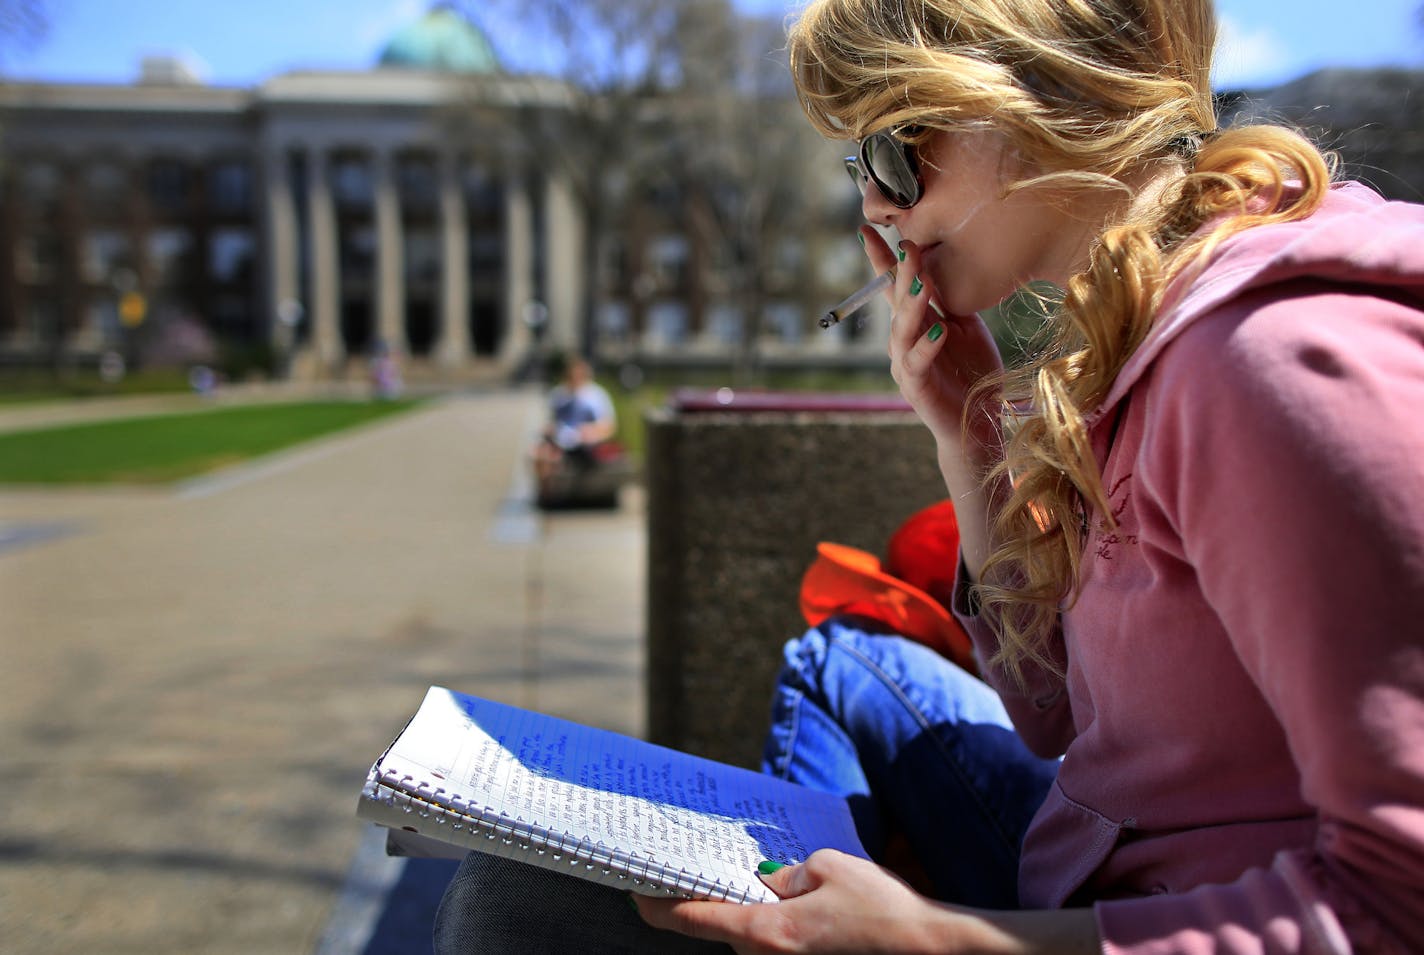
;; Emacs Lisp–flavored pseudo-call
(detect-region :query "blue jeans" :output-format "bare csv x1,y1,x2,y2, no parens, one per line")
433,617,1059,952
763,616,1059,908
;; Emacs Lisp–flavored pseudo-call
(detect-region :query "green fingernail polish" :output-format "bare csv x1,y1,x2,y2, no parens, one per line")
857,232,866,246
910,276,923,296
757,860,787,874
897,248,907,262
928,322,944,342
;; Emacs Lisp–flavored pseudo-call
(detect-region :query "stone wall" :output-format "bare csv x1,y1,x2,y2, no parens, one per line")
644,391,947,768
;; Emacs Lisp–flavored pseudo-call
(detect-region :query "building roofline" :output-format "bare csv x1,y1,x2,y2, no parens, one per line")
0,68,575,114
0,79,251,113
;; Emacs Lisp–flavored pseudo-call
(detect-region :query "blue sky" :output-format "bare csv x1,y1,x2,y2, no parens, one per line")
4,0,1421,91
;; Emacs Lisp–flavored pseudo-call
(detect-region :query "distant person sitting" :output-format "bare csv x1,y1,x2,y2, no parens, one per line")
532,355,616,485
368,340,403,401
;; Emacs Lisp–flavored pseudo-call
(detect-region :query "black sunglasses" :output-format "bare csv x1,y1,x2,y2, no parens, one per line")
844,126,924,209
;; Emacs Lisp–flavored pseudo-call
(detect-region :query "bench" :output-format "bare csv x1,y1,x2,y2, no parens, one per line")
643,389,948,768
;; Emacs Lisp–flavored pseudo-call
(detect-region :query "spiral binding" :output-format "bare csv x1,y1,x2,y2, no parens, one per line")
365,769,758,904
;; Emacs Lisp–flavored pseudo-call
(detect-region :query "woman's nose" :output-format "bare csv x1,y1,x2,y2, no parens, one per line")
861,178,900,226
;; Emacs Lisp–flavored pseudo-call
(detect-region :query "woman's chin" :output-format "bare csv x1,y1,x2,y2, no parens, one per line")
925,267,1001,318
935,289,996,320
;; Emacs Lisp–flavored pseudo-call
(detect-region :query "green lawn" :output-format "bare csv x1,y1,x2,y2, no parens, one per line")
0,399,423,485
0,368,194,405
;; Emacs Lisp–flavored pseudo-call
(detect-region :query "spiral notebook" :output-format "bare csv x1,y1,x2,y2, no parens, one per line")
357,686,868,904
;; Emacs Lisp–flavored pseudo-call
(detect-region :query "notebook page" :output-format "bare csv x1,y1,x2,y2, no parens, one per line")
377,687,867,899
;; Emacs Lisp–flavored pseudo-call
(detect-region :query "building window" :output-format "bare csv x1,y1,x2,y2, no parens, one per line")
209,228,255,284
706,302,745,345
469,232,502,278
706,240,741,295
82,230,134,283
462,163,501,215
763,301,804,343
644,177,682,208
209,160,253,215
213,294,254,339
25,299,60,345
82,295,122,347
771,236,806,285
648,234,689,290
340,225,376,275
817,235,866,288
17,233,62,283
598,236,627,291
147,228,193,286
147,160,190,215
398,154,438,214
647,301,689,346
19,162,62,217
598,301,631,343
332,156,373,210
403,227,441,284
84,162,129,217
603,167,629,206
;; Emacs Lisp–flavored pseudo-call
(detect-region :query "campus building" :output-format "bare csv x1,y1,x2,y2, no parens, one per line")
2,6,1419,382
0,7,872,381
0,10,589,381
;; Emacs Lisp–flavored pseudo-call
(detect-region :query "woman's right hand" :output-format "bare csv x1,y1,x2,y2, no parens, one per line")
862,227,1005,480
861,227,1010,579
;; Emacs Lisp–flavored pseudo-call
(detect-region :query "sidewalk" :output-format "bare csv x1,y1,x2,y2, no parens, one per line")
0,388,648,954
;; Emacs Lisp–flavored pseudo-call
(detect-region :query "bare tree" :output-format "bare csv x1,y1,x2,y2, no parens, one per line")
664,6,845,377
0,0,47,65
450,0,834,369
448,0,700,359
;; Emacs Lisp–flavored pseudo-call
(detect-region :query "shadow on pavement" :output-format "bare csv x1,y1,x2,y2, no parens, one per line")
360,857,461,954
314,826,461,955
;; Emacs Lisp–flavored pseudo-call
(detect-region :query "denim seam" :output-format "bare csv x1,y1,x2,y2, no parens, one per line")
770,685,803,780
830,637,1026,858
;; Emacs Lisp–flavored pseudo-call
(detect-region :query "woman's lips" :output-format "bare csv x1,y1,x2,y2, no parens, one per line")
917,242,944,281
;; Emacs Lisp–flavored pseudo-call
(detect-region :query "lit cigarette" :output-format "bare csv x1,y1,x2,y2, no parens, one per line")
820,269,895,329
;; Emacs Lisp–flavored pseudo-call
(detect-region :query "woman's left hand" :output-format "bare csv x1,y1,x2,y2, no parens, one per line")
634,849,1101,954
635,850,943,954
633,851,948,954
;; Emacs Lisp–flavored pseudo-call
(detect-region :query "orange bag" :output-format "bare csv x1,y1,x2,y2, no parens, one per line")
798,501,976,673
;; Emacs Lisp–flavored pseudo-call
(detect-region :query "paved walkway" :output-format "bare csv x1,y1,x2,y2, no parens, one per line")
0,387,648,954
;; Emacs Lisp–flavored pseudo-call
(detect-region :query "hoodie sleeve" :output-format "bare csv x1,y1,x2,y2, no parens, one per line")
951,559,1077,758
1096,280,1424,953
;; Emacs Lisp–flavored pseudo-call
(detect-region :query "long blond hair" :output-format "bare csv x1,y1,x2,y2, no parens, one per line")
789,0,1334,684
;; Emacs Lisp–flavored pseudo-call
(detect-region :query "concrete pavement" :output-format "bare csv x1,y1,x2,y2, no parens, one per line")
0,387,648,954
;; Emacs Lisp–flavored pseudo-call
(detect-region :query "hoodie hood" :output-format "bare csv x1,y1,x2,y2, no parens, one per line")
1088,181,1424,426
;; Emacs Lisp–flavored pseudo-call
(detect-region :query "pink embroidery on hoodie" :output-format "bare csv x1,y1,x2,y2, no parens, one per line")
1094,474,1138,560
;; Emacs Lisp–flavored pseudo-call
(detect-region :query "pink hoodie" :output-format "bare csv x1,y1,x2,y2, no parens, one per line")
956,182,1424,953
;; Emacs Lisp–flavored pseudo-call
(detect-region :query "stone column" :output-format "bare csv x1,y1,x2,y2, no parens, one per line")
498,170,535,369
542,170,584,354
435,151,470,367
55,159,84,349
305,146,343,372
262,148,300,356
0,165,20,344
373,149,406,356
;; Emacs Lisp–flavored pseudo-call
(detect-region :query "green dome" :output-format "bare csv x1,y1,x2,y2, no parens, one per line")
378,6,500,74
